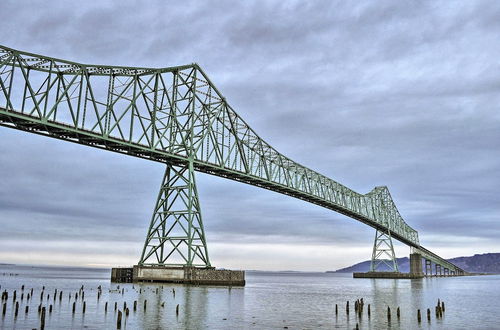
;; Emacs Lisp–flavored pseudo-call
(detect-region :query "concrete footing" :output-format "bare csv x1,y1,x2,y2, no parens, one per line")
111,265,245,286
353,272,424,279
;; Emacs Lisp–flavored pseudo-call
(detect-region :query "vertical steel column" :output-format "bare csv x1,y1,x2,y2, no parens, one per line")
138,162,211,267
370,229,399,272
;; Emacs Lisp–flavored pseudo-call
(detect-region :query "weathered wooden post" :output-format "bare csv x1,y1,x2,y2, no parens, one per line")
117,310,122,329
41,306,46,330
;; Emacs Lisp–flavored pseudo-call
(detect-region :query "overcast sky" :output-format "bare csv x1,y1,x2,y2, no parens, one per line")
0,0,499,271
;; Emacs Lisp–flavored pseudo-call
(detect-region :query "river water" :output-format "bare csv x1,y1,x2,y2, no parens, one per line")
0,264,498,329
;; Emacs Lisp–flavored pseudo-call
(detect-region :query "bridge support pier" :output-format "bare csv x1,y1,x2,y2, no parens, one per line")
425,259,432,276
370,229,399,272
138,161,211,267
409,253,424,277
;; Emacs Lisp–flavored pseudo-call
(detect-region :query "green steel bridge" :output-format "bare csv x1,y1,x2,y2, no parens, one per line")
0,45,464,276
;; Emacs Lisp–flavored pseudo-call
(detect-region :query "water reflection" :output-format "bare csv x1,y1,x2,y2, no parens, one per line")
0,266,499,329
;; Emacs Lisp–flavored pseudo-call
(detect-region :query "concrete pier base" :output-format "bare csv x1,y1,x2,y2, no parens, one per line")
353,272,424,279
111,266,245,286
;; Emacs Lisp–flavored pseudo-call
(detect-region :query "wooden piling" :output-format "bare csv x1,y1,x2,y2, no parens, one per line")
427,308,431,321
25,305,29,314
417,309,421,323
144,300,147,311
105,302,108,312
41,307,46,330
346,301,349,314
335,304,338,315
441,301,445,312
83,301,86,313
368,304,371,317
49,304,52,313
387,306,391,321
176,304,179,315
15,301,19,317
126,307,129,316
72,302,76,314
397,307,400,319
2,303,5,315
114,302,117,311
117,310,122,329
134,300,137,311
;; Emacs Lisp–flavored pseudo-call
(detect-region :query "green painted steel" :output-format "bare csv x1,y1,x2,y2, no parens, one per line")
139,161,210,267
370,229,399,272
0,45,464,274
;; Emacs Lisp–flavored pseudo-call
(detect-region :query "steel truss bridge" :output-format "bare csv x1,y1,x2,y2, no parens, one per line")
0,45,464,276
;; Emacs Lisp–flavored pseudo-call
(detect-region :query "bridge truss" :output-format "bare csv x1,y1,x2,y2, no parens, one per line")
0,45,464,274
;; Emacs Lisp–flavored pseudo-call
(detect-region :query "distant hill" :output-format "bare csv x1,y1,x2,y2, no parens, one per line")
332,253,500,273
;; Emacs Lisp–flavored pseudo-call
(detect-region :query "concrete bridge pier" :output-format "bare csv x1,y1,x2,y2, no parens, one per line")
425,259,432,276
409,253,424,277
437,264,443,276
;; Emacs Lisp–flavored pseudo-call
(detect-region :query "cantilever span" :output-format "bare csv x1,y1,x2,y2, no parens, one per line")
0,45,464,275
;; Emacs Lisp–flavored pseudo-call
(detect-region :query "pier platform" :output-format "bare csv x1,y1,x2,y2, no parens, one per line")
111,265,245,286
353,272,424,279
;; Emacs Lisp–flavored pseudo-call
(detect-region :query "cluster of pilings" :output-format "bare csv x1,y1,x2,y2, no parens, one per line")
334,297,449,329
0,283,187,329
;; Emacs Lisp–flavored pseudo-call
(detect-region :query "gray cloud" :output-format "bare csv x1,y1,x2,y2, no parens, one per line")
0,0,499,270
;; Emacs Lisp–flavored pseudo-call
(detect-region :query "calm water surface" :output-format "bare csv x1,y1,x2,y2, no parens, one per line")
0,264,498,329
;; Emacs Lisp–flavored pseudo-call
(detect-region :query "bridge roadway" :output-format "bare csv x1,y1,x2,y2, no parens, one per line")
0,45,465,275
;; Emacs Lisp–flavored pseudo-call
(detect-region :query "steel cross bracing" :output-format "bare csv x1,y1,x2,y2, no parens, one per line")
0,45,464,273
370,229,399,272
139,161,210,267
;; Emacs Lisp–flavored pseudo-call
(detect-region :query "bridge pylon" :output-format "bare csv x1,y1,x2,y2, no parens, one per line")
138,161,211,267
370,229,399,272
